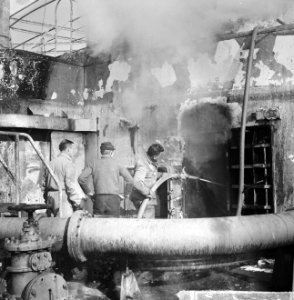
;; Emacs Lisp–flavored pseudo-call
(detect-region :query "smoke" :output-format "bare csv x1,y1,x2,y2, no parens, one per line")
78,0,294,58
179,97,233,150
78,0,293,155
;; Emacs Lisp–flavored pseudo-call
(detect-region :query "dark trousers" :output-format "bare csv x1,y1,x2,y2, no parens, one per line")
93,194,120,217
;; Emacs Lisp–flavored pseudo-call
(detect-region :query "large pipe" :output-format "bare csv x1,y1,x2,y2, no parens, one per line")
76,212,294,258
2,211,294,262
67,211,294,261
0,0,10,48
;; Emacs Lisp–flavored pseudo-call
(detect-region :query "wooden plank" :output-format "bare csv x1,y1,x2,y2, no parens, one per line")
177,291,294,300
219,22,294,41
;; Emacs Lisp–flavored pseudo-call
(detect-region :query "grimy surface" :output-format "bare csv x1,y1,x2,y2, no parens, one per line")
1,211,294,257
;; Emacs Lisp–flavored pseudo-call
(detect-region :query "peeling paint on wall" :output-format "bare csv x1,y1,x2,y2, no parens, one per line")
253,60,276,86
233,48,259,89
274,36,294,85
188,40,241,90
151,62,176,87
105,60,131,92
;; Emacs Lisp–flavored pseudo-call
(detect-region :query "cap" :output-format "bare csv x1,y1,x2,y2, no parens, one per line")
59,139,74,152
100,142,115,151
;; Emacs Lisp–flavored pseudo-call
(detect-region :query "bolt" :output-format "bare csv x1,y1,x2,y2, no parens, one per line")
31,289,36,296
62,284,67,290
44,253,48,258
37,254,41,258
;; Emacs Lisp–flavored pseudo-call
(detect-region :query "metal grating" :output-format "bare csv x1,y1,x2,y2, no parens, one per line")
9,0,87,57
229,125,274,215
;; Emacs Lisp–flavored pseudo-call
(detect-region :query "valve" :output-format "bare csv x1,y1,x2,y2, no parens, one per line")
4,204,57,298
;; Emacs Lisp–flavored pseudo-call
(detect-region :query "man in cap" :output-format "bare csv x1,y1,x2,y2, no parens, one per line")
78,141,134,217
43,139,82,217
130,143,165,218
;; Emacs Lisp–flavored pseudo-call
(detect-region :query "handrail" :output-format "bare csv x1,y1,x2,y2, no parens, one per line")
0,154,16,184
0,131,63,217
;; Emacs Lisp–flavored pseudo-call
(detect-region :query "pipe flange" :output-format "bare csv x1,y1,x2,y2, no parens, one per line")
29,251,52,272
22,273,68,300
4,236,55,252
67,210,91,262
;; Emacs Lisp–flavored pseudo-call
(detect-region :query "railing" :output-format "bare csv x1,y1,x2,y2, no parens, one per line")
0,131,63,217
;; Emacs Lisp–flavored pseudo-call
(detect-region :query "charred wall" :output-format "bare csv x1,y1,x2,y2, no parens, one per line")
179,100,232,217
2,24,294,213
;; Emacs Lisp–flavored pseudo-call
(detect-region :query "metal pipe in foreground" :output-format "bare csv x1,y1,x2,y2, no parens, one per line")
1,211,294,262
67,210,294,262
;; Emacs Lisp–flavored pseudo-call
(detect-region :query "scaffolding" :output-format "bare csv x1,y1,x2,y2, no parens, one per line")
9,0,87,57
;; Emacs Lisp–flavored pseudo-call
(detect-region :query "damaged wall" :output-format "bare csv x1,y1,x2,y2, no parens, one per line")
3,17,294,214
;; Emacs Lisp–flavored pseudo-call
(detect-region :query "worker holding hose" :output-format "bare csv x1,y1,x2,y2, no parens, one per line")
130,143,165,218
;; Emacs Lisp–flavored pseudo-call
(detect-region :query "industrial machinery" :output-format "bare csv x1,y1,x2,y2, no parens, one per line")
0,205,108,300
1,205,294,298
1,204,68,299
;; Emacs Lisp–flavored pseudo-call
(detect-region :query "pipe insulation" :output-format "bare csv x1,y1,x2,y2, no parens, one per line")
1,211,294,262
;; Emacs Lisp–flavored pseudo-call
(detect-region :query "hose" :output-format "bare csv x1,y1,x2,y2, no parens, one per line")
137,173,180,218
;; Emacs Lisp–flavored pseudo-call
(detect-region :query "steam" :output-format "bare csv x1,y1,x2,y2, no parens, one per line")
78,0,294,58
77,0,294,149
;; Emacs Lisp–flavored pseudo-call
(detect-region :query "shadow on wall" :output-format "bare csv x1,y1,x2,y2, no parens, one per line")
179,100,233,218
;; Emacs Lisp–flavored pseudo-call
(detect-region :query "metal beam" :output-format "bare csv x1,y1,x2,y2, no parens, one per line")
10,0,56,27
11,41,85,47
10,17,83,33
14,134,21,214
13,32,44,49
0,0,10,48
10,0,39,18
0,115,98,132
11,28,85,49
10,27,78,41
219,22,294,41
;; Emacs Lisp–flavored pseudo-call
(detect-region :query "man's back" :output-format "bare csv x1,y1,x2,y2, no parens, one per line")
79,156,133,195
92,157,122,195
78,152,133,217
43,140,81,217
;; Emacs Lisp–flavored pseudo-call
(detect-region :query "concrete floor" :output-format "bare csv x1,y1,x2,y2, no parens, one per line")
135,261,274,300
